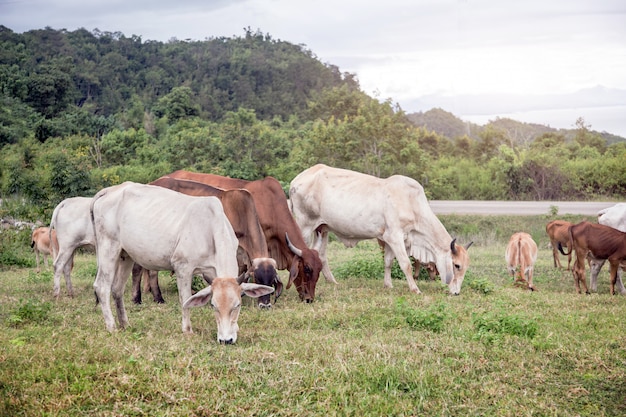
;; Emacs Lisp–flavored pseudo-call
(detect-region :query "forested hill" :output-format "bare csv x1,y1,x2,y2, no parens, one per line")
1,25,625,215
0,26,358,144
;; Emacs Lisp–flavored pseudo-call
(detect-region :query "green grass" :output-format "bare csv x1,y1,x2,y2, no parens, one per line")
1,215,625,416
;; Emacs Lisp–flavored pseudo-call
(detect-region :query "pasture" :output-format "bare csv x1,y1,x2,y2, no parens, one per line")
1,214,625,416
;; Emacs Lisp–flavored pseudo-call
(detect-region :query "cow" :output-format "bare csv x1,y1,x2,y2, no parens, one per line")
505,232,538,291
545,220,573,270
31,226,57,273
134,176,281,308
165,170,325,303
49,197,95,298
558,221,626,295
90,182,274,343
288,164,471,295
589,203,626,294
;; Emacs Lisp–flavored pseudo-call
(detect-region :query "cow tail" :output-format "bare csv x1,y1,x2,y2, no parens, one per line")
558,226,573,256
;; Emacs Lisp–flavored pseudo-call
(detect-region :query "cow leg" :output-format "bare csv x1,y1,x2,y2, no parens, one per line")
176,269,194,334
526,266,535,291
53,251,75,298
608,262,619,296
589,258,605,292
147,270,165,303
384,242,420,294
35,250,41,273
617,265,626,295
131,263,143,304
112,257,133,329
573,254,590,295
552,244,562,269
316,227,337,284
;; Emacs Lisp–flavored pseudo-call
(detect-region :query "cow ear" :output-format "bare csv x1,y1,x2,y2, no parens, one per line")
240,283,275,298
183,286,213,308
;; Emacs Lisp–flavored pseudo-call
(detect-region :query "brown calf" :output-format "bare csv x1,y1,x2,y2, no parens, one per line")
505,232,538,291
31,227,58,273
558,221,626,295
545,220,573,270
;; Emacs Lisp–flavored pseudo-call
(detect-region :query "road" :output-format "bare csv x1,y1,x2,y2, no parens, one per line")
429,201,619,216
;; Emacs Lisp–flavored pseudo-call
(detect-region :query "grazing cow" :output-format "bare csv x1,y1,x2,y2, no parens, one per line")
589,203,626,294
545,220,573,270
49,197,95,298
90,182,274,343
135,176,281,308
558,221,626,295
289,164,471,295
165,170,325,303
505,232,538,291
31,227,57,273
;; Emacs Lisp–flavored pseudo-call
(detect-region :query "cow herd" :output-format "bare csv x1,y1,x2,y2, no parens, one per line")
27,164,626,344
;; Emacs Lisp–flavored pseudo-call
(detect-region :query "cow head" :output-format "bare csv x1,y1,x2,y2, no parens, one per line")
250,257,281,308
285,233,323,303
183,277,274,344
447,239,473,295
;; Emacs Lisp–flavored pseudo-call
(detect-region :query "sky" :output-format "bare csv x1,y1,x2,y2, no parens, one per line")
2,0,626,136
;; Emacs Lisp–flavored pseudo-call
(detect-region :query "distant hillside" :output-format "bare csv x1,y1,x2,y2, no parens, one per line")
407,107,626,145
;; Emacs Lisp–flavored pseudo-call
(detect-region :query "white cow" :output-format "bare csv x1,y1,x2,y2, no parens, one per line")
90,182,274,344
590,203,626,294
49,197,94,298
289,164,471,295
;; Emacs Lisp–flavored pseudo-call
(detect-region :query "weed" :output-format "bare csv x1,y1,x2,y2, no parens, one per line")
396,298,448,332
8,298,52,327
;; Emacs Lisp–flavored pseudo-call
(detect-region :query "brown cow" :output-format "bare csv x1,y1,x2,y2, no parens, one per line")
558,221,626,295
134,177,281,308
505,232,538,291
545,220,573,270
31,227,58,273
165,170,325,303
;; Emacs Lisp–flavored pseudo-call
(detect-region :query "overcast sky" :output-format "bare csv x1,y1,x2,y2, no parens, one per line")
2,0,626,135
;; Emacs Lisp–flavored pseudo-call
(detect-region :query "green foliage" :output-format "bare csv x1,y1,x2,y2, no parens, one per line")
333,254,406,280
0,227,35,267
0,26,624,205
396,298,448,332
466,277,495,294
472,310,538,344
8,298,52,327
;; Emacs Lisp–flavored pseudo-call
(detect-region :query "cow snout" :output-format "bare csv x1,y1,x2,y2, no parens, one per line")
219,338,235,345
258,301,272,309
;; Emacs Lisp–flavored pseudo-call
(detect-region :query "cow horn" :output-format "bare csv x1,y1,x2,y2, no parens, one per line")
465,241,474,250
237,271,250,284
286,233,303,257
450,238,458,255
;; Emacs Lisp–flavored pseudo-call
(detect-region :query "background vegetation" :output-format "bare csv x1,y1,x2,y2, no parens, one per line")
1,214,625,416
1,26,625,224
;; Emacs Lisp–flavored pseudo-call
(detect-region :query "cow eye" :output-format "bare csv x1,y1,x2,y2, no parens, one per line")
454,264,461,270
304,266,312,274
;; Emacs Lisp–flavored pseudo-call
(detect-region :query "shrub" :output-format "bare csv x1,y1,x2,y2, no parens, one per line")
396,298,448,332
8,298,52,327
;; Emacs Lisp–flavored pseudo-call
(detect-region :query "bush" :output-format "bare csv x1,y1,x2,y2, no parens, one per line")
396,298,448,332
8,298,52,327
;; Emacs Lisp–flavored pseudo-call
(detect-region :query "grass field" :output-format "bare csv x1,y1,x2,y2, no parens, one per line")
1,214,625,416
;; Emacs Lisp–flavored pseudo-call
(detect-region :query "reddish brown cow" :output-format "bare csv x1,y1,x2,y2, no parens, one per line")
165,170,325,303
558,221,626,295
546,220,573,270
31,227,58,273
505,232,538,291
135,177,281,308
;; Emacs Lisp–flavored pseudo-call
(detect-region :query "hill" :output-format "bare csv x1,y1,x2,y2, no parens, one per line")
406,107,626,145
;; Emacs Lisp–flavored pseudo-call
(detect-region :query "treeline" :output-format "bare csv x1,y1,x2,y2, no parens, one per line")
0,26,624,221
